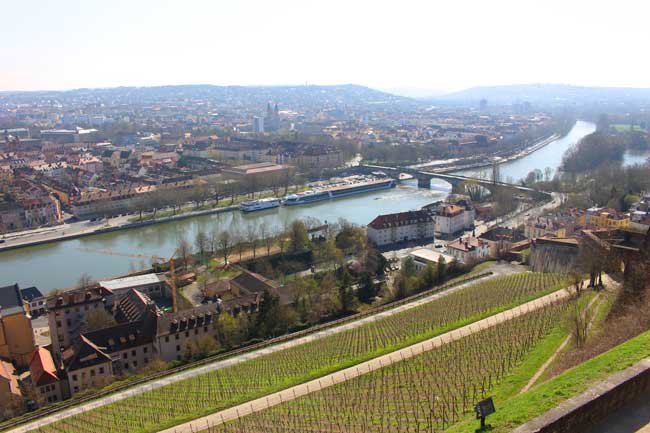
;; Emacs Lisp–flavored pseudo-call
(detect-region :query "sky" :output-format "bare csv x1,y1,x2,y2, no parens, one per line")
2,0,650,92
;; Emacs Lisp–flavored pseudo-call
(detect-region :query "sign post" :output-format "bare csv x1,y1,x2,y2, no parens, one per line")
474,397,496,432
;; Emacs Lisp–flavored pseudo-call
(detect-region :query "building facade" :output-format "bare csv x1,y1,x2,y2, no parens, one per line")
367,210,435,247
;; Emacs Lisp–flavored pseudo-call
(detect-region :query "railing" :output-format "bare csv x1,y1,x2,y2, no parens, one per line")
0,270,493,432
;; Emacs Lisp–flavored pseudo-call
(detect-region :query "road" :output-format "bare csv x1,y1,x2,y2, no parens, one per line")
158,286,572,433
5,263,522,433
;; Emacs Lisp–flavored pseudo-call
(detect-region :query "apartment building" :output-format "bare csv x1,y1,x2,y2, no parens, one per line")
29,347,65,404
0,284,36,367
446,236,490,263
367,210,435,247
425,201,475,237
586,207,630,229
47,286,114,356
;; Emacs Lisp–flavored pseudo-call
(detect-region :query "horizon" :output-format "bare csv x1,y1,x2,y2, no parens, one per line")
2,0,650,92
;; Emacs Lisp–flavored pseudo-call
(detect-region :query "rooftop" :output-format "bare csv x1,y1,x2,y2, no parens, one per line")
0,283,25,316
99,273,165,292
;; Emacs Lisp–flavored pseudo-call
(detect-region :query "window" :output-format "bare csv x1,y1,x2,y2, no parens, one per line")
185,331,189,337
175,334,179,340
72,374,78,381
56,321,62,328
165,336,169,343
123,353,128,359
131,350,136,357
143,347,148,353
99,367,104,374
124,362,129,369
133,361,138,367
176,345,181,352
90,369,95,377
74,386,79,393
204,326,208,332
194,329,199,335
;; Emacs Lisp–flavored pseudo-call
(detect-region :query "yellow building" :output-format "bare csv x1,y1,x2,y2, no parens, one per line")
0,284,36,367
0,359,21,411
586,207,630,229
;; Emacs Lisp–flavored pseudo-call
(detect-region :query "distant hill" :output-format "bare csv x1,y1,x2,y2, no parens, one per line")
0,84,419,110
435,84,650,105
382,87,445,99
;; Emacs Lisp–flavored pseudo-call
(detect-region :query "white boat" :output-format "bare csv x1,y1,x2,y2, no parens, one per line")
239,198,281,212
281,176,396,206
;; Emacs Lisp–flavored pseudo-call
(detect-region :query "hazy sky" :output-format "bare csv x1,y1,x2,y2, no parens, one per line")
2,0,649,92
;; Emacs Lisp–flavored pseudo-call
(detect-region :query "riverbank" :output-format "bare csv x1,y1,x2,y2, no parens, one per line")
434,133,561,174
0,204,239,253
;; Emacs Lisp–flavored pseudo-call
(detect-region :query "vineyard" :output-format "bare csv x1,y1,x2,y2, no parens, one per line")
32,272,569,433
207,302,572,433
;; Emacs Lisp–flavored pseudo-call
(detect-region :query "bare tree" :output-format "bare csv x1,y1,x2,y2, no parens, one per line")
245,223,258,259
259,222,273,256
195,229,208,262
218,231,233,265
77,272,96,289
176,237,192,271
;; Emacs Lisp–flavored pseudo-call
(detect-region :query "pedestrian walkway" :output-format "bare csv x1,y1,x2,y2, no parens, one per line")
159,287,571,433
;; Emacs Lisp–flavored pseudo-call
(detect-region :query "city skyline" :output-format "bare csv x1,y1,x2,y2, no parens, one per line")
2,0,650,92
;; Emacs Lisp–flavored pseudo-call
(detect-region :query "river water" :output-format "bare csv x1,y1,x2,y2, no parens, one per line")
0,120,600,292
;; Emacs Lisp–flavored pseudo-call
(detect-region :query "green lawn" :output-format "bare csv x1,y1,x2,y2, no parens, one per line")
445,328,650,433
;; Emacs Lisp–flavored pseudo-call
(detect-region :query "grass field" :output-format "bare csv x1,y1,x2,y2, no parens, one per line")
204,302,572,433
32,272,568,433
446,327,650,433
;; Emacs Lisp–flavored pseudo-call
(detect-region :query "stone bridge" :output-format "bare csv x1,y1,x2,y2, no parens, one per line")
357,164,551,200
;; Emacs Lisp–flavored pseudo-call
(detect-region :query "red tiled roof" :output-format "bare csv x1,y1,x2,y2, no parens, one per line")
368,210,432,230
29,347,59,386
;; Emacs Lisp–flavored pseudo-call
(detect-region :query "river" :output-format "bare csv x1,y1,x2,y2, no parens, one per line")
454,120,597,181
1,120,600,292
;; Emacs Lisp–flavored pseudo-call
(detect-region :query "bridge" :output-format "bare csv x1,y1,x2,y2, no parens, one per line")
357,164,551,199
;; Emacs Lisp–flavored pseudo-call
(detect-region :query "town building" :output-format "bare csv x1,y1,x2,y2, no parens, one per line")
0,359,21,408
253,116,265,133
20,286,46,317
407,248,455,272
524,209,585,239
446,236,490,264
0,284,36,367
424,201,475,237
367,210,435,247
222,162,291,183
63,335,114,395
29,347,65,404
98,273,167,300
47,286,114,356
479,227,527,257
586,207,630,229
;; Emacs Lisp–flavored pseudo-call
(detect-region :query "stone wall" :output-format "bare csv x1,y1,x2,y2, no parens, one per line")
530,242,578,273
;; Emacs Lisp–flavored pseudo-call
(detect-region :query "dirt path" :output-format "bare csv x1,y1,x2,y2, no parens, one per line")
519,275,619,394
159,288,572,433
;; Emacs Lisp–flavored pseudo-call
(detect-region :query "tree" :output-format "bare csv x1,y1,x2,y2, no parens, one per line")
77,272,95,289
245,223,258,259
82,308,116,333
436,256,447,284
357,272,376,303
259,223,273,256
218,231,233,265
195,229,208,262
289,220,310,253
196,335,219,356
419,263,438,291
176,238,192,271
401,257,417,278
338,268,355,313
